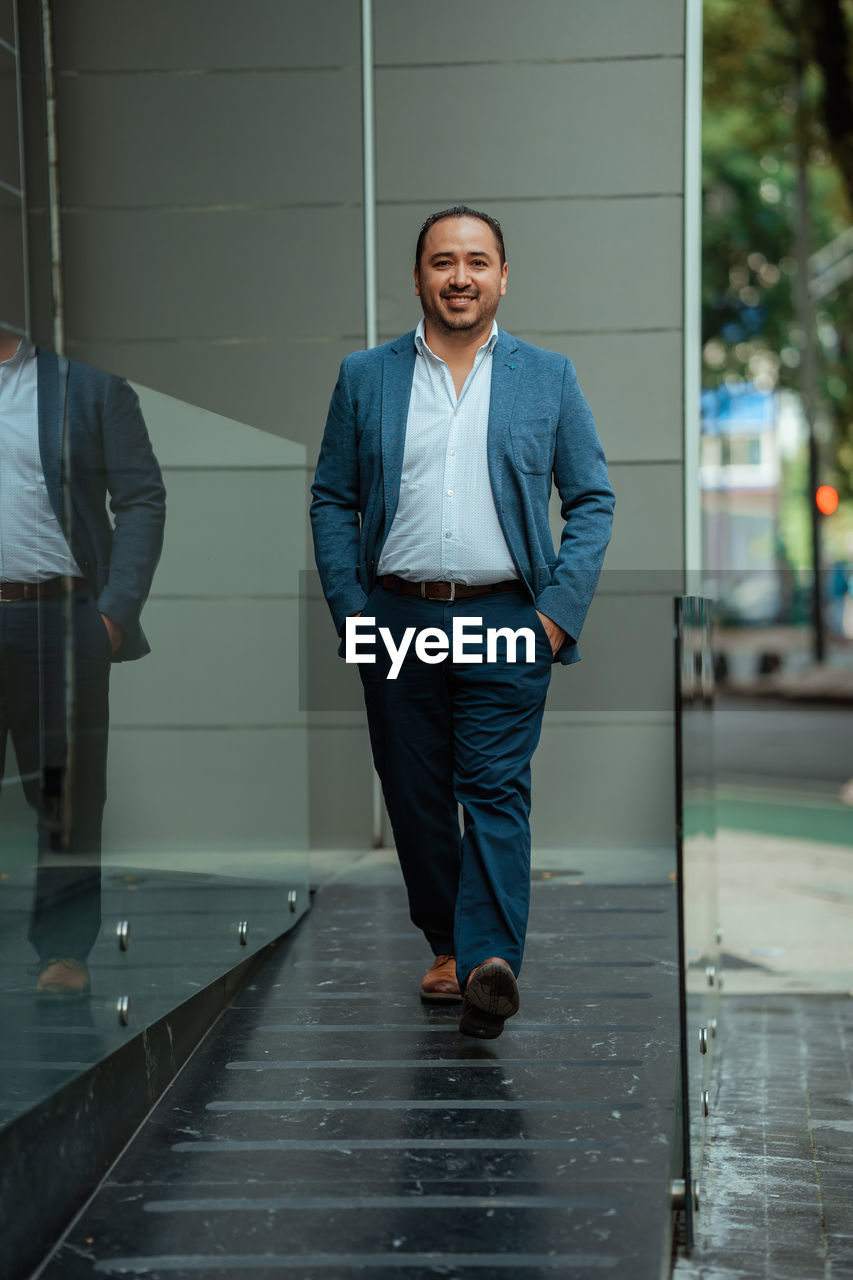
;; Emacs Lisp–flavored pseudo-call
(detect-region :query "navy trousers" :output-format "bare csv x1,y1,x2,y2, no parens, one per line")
358,583,552,990
0,586,111,961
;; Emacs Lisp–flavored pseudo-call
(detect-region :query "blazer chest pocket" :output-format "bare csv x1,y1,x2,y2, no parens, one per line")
509,417,555,475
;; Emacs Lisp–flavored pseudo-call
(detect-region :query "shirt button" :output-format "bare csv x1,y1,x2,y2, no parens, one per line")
444,531,452,539
446,489,453,496
449,449,456,456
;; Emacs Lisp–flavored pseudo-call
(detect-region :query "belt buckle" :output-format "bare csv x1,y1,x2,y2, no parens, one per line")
419,581,455,601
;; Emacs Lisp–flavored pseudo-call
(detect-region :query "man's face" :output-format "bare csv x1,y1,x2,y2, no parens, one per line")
414,217,507,338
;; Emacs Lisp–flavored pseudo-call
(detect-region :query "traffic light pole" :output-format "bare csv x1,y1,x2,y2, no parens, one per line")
794,60,826,665
807,437,825,663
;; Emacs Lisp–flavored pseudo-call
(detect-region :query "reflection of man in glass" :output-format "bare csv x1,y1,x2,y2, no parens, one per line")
0,334,165,996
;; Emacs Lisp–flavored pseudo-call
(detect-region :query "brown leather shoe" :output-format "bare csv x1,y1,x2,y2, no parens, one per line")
36,957,91,999
421,954,461,1002
459,957,519,1038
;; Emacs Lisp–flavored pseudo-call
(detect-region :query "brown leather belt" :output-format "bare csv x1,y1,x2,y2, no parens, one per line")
378,574,519,602
0,577,89,603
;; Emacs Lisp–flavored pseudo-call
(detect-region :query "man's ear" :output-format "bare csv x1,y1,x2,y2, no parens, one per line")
413,264,421,296
500,262,508,297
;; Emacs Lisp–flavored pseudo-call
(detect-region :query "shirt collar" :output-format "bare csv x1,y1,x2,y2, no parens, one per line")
415,318,499,361
0,338,36,369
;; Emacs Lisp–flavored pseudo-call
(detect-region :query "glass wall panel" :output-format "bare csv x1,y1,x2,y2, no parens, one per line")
674,596,718,1244
0,379,309,1130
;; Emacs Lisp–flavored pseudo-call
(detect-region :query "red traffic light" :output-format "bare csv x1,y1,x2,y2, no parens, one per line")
815,485,840,515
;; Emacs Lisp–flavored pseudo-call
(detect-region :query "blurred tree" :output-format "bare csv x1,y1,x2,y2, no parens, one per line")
703,0,853,499
769,0,853,206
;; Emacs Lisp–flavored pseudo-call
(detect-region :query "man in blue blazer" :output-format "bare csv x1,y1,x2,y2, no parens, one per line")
311,207,614,1037
0,332,165,995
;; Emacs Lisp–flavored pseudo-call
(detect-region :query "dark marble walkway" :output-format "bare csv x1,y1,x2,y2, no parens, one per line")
36,858,682,1279
674,993,853,1280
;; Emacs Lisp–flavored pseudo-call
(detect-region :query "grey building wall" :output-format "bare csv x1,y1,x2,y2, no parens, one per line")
19,0,687,854
371,0,686,850
36,0,365,438
103,389,309,866
20,0,374,850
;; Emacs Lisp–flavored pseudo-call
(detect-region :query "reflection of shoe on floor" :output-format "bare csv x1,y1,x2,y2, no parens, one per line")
36,957,91,999
459,958,519,1039
421,954,461,1002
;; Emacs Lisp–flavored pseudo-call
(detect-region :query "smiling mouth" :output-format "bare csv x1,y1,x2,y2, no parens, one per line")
443,294,477,305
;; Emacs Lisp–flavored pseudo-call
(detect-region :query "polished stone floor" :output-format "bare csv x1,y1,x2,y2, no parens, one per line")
673,782,853,1280
674,993,853,1280
35,853,682,1279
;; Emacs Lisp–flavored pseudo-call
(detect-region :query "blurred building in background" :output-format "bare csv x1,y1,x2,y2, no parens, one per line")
702,382,782,584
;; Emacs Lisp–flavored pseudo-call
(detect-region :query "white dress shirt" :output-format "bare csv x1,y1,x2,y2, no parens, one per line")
377,319,518,585
0,339,82,581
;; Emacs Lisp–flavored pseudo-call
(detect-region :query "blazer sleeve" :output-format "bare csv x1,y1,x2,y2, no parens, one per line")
310,357,369,634
96,375,166,638
533,358,615,646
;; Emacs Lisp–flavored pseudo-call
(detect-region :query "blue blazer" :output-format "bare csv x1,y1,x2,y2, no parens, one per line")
310,328,614,665
36,348,166,661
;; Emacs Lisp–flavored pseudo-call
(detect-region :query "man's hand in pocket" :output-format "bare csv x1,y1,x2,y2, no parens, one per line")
100,613,125,653
535,610,566,657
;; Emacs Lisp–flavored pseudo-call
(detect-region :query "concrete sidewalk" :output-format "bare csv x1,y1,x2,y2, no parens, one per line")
714,825,853,996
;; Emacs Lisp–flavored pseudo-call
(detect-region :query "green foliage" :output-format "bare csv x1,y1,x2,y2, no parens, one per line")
703,0,853,500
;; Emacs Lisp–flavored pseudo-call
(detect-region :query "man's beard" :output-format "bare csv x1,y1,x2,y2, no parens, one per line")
429,291,493,335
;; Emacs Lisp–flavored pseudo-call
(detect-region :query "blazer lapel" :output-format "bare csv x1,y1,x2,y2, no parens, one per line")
381,331,417,527
36,347,66,529
487,330,521,512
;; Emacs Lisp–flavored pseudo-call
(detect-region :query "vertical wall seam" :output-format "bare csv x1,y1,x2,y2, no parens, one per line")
361,0,383,845
683,0,703,585
361,0,378,352
12,0,31,338
40,0,65,354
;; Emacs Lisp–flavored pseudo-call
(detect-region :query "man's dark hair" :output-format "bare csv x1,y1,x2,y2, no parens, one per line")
415,205,506,269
